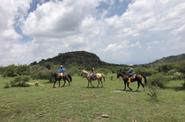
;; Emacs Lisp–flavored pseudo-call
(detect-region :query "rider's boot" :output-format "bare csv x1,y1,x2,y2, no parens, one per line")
128,77,131,84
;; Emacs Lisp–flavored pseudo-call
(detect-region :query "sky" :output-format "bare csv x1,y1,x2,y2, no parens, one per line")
0,0,185,66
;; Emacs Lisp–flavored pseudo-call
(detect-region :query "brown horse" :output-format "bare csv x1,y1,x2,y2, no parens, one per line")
117,71,147,91
80,70,105,88
53,72,72,88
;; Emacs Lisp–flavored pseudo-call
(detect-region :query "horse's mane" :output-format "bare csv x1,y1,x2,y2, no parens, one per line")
117,71,127,76
81,69,89,74
121,71,127,74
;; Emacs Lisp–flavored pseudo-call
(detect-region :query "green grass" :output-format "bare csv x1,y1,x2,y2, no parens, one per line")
0,75,185,122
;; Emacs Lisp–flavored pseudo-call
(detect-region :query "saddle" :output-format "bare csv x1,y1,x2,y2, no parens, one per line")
129,74,136,80
58,73,65,78
90,73,96,80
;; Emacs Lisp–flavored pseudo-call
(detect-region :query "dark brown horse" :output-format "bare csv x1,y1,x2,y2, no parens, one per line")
53,73,72,88
117,71,147,91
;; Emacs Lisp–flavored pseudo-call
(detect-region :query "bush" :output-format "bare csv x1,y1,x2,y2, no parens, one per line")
148,73,171,88
158,64,174,73
4,82,11,88
3,65,17,77
8,76,30,87
16,65,30,76
172,72,184,80
2,65,30,77
181,81,185,89
135,67,158,76
96,68,110,75
31,70,52,80
147,85,159,102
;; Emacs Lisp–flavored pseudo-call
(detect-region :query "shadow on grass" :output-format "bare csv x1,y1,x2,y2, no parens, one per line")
163,86,185,91
82,86,104,89
113,88,143,93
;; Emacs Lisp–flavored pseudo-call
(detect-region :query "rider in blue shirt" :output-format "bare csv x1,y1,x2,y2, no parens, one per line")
127,64,135,83
58,65,65,77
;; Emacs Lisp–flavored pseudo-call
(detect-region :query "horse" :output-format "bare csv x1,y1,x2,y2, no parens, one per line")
80,70,105,88
52,72,72,88
117,71,147,91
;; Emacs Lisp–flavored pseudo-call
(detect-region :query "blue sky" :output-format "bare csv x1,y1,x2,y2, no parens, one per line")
0,0,185,66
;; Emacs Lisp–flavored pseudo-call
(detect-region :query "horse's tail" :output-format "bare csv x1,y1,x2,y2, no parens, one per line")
141,74,147,85
68,74,72,82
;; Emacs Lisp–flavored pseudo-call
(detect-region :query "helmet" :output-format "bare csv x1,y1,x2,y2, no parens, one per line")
60,65,63,67
128,64,133,67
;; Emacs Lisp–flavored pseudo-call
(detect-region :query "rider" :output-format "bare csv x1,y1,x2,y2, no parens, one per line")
91,67,96,79
127,64,135,84
57,64,65,77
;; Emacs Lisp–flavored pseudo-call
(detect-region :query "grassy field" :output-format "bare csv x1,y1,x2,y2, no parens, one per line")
0,75,185,122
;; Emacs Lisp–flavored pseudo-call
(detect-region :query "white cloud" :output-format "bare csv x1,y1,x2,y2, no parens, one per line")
0,0,185,66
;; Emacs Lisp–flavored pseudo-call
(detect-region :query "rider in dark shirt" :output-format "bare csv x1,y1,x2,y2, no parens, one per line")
91,67,96,79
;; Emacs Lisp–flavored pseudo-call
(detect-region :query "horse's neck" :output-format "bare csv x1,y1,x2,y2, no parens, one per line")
82,70,90,76
121,71,127,75
119,73,127,77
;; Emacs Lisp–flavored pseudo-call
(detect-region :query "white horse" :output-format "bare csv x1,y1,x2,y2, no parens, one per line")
80,70,105,88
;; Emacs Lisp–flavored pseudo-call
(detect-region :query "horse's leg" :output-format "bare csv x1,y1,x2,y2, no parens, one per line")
68,79,70,86
97,80,100,87
127,81,132,91
136,81,140,91
140,80,145,91
53,80,56,88
101,80,103,88
58,80,61,87
90,80,94,87
62,79,66,87
123,81,126,90
87,80,90,88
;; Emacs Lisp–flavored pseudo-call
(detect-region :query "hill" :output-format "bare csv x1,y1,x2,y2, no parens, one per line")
144,53,185,74
31,51,185,68
147,53,185,66
149,53,185,65
30,51,115,67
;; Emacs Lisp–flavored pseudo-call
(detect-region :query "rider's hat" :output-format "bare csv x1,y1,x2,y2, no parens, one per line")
128,64,133,67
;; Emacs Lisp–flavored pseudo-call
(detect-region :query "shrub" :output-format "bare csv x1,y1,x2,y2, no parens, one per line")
171,72,184,80
3,65,17,77
9,76,30,87
96,68,110,75
147,85,159,102
31,70,52,80
158,64,174,73
2,65,30,77
16,65,30,76
4,82,11,88
148,73,171,88
135,67,158,76
181,81,185,89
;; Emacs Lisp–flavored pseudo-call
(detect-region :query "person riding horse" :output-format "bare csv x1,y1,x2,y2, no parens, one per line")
127,64,135,83
57,65,65,78
91,67,96,80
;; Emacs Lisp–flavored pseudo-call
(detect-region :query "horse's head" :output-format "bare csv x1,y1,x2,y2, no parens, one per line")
117,71,122,78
